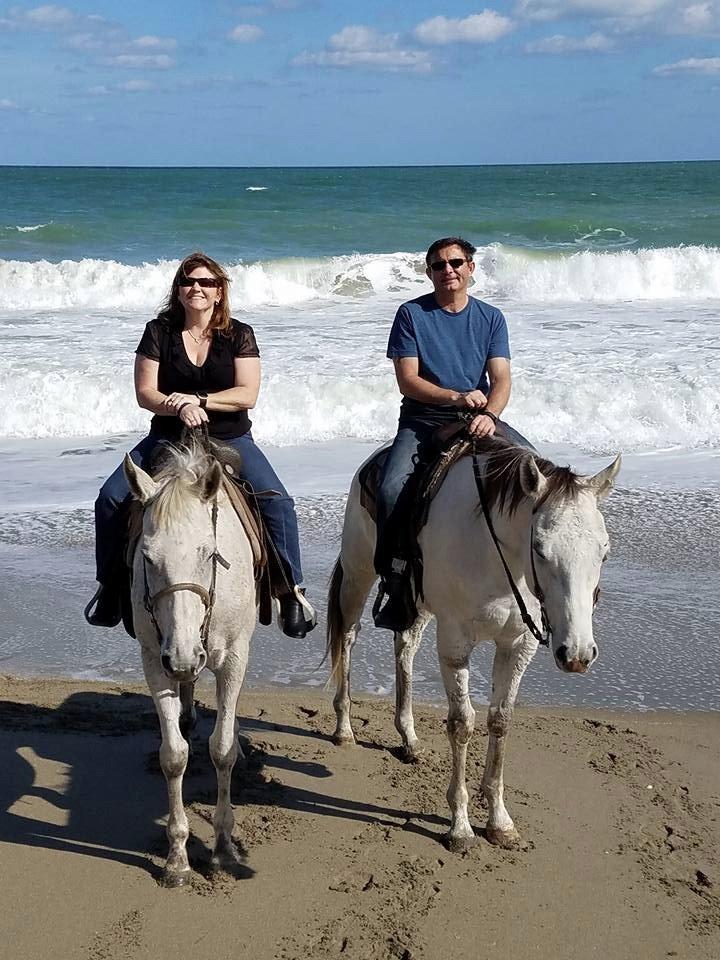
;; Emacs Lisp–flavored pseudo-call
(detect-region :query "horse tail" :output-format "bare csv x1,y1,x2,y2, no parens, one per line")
325,556,345,681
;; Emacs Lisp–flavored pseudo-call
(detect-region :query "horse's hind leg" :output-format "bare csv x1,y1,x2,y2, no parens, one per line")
394,610,432,761
208,657,248,872
142,649,191,887
482,634,537,849
328,556,376,746
437,624,477,853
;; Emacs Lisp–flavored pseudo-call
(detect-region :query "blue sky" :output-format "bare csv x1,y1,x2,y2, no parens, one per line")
0,0,718,165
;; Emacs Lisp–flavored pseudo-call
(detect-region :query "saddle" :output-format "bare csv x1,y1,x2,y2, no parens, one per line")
360,419,510,603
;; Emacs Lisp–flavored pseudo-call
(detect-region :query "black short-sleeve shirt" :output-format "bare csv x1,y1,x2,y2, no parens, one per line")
136,315,260,441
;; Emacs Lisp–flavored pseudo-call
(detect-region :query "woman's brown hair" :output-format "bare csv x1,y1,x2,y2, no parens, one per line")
160,252,232,335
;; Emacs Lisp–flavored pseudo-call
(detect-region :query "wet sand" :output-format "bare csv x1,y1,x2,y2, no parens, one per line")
1,675,719,960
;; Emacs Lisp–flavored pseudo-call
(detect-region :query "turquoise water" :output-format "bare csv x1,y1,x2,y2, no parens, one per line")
2,162,719,263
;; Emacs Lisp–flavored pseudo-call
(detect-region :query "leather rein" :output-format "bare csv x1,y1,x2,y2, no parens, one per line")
471,453,551,648
141,497,231,650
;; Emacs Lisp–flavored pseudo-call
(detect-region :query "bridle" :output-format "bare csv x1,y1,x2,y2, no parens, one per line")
472,453,551,647
141,498,231,650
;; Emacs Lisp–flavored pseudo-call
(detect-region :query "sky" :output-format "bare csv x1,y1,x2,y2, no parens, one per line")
0,0,718,165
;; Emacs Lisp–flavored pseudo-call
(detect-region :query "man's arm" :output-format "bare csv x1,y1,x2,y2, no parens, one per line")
393,357,486,409
468,357,511,437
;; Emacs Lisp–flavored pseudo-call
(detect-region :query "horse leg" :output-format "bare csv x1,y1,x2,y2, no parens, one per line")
393,610,432,761
208,661,247,872
142,649,191,887
328,558,376,746
482,634,537,849
437,626,477,853
179,681,196,747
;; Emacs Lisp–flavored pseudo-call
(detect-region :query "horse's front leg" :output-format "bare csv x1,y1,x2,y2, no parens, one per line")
437,624,476,853
142,649,191,887
208,656,247,872
482,632,538,849
394,610,432,762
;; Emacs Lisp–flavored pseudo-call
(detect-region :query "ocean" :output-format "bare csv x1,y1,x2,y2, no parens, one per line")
1,162,719,711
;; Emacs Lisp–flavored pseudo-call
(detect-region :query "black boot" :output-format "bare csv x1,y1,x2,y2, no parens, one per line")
84,583,122,628
279,588,317,640
373,569,417,632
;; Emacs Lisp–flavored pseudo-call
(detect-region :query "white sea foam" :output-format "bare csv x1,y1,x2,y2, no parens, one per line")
15,222,52,232
2,244,719,312
246,186,268,191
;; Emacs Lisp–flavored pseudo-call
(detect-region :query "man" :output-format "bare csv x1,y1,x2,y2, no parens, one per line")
374,236,525,632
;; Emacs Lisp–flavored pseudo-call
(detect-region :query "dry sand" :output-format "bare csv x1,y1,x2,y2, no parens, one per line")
0,675,718,960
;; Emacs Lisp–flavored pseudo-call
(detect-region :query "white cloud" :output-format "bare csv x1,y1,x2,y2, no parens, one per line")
516,0,671,20
525,30,614,50
117,78,153,91
0,97,20,109
229,24,264,42
293,25,432,72
653,55,720,73
129,35,176,50
415,11,515,44
24,5,75,26
329,25,397,51
104,53,175,69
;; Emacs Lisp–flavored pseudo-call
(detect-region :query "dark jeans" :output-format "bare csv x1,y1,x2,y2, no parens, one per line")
374,415,534,576
94,432,303,586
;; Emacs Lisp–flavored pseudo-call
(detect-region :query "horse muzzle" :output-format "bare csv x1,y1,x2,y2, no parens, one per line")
554,642,597,674
161,646,207,681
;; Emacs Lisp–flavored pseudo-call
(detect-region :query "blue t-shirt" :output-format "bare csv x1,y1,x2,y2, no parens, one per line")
387,293,510,418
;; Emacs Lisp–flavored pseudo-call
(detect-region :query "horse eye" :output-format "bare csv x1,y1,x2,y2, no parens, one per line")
533,544,547,561
142,553,156,567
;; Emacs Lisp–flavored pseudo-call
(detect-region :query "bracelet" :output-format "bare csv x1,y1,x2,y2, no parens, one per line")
177,402,191,416
484,410,498,424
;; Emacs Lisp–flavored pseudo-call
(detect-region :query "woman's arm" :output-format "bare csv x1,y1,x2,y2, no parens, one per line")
134,355,173,415
203,357,261,412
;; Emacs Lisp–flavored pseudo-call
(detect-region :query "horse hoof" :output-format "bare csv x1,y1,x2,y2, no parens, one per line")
161,868,190,888
399,744,423,764
485,827,527,850
443,832,477,854
332,733,356,747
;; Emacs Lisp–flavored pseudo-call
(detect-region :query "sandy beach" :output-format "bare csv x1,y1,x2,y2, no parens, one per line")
1,675,718,960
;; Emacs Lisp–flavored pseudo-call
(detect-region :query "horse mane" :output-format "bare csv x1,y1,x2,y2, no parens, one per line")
147,441,216,529
476,435,583,515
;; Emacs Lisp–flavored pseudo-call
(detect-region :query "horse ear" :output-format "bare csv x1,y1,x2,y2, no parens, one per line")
124,454,158,504
519,455,548,502
198,460,223,501
585,455,622,499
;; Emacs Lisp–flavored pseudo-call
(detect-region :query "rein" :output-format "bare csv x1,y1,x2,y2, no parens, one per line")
142,497,231,650
471,453,551,648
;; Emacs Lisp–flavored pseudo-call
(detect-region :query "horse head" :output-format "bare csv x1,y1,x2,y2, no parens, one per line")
519,453,621,674
125,448,224,682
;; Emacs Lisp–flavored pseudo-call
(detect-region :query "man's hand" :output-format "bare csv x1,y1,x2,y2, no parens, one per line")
179,404,209,428
467,413,497,438
456,389,487,410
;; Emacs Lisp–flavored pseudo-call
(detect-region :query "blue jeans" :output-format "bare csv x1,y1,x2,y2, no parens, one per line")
94,432,303,586
374,415,534,575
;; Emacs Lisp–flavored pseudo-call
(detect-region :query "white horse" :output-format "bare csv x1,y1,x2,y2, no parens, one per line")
327,436,620,851
125,441,256,886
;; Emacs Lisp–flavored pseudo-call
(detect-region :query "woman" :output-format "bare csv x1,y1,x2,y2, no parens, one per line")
86,252,316,639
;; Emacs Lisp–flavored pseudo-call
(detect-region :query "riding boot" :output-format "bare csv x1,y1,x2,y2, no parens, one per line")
84,583,122,628
279,587,317,640
372,561,418,633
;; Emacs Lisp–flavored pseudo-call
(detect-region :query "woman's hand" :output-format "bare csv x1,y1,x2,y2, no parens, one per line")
178,403,209,428
164,392,198,414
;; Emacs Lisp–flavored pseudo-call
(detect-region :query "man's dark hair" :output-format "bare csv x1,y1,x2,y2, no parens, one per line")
425,236,476,265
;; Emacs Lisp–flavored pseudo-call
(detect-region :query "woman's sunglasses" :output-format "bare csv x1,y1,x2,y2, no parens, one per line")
429,258,468,272
178,277,220,288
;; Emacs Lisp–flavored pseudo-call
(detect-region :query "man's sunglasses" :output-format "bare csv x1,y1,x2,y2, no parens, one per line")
429,258,468,272
178,277,220,288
